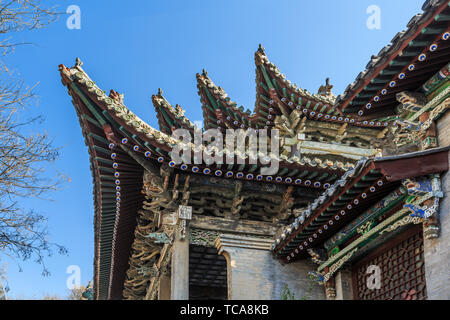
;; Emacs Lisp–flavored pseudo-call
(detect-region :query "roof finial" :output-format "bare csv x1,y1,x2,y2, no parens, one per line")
109,89,124,104
318,78,333,96
202,69,208,76
157,88,163,97
258,44,265,54
175,104,185,117
75,57,83,67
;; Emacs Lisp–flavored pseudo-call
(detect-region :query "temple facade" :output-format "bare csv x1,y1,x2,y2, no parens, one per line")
60,0,450,300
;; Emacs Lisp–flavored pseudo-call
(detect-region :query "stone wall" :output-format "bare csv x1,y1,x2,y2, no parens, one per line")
215,234,325,300
334,268,353,300
423,112,450,299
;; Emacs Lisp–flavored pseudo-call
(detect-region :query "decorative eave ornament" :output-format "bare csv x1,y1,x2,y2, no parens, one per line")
317,78,336,103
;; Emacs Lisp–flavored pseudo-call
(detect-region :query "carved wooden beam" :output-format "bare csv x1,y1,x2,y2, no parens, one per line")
229,181,244,218
275,185,294,222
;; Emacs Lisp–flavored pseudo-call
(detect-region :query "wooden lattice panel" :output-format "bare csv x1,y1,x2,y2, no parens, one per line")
352,225,427,300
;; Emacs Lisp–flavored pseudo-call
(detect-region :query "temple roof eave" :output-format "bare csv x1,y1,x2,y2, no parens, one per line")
60,63,361,183
272,146,450,261
336,0,450,118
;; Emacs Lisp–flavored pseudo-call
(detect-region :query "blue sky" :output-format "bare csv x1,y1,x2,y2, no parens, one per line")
1,0,425,298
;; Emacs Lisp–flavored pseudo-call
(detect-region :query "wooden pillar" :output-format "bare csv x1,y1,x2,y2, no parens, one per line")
170,219,189,300
324,267,336,299
158,275,171,300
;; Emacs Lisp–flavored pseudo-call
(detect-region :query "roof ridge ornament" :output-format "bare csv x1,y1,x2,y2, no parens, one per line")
75,57,83,67
318,78,333,96
174,104,185,117
258,43,265,54
422,0,440,11
109,89,124,104
317,78,337,103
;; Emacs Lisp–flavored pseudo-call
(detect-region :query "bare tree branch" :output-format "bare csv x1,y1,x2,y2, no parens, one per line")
0,0,60,56
0,0,58,34
0,0,67,274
